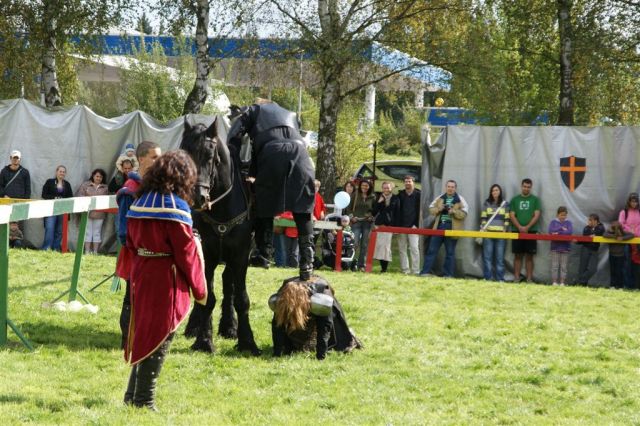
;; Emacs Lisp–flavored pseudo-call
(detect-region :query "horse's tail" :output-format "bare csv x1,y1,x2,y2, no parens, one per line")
275,282,310,332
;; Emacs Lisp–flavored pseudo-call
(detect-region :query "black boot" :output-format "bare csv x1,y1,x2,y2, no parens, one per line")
252,218,274,268
123,365,137,405
119,281,131,349
133,334,174,411
298,234,315,281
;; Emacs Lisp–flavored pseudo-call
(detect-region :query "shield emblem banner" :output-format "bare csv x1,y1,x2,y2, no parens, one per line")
560,156,586,192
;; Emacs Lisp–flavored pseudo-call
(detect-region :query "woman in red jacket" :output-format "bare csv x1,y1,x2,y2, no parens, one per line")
122,150,207,411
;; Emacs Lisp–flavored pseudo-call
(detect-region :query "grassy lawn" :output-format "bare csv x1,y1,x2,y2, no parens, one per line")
1,249,639,425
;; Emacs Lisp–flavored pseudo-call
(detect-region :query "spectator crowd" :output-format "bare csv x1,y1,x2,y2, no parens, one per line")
3,145,640,290
287,176,639,290
0,145,138,253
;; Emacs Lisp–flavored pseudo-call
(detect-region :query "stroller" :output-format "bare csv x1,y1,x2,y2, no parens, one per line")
319,218,356,270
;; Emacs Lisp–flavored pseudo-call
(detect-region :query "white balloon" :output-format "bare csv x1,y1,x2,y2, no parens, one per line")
333,191,351,209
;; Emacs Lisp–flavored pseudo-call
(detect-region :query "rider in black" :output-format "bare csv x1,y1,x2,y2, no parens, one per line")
227,100,316,281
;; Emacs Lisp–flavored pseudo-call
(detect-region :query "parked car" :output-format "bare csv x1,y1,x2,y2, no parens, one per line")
352,159,421,194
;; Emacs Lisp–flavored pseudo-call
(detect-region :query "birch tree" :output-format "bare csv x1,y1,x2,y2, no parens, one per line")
155,0,254,114
262,0,457,197
0,0,134,107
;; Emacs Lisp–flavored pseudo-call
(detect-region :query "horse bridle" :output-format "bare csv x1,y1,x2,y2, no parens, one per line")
197,133,233,211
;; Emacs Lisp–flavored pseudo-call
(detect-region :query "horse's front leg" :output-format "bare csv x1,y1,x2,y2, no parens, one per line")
232,259,261,356
189,256,217,353
218,265,238,338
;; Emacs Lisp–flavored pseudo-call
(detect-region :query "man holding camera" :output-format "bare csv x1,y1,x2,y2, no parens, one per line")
420,180,468,278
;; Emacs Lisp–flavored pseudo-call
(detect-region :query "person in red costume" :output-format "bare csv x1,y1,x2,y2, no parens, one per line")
122,150,207,411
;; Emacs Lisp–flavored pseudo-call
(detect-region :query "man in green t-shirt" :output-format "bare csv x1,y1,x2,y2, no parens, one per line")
510,178,541,283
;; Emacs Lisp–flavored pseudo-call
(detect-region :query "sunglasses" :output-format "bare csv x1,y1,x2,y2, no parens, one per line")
11,156,20,160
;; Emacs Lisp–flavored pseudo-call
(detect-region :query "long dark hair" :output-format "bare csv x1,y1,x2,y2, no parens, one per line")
485,184,504,205
90,168,107,184
137,150,198,205
623,192,640,220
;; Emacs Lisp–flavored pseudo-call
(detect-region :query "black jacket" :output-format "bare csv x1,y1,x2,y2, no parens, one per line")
0,165,31,199
41,178,73,200
373,194,398,226
579,223,605,251
393,189,421,228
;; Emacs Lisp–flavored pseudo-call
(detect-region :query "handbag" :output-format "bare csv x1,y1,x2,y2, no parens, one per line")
476,201,507,246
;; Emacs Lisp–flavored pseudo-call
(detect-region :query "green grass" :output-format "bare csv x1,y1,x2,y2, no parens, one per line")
2,249,640,424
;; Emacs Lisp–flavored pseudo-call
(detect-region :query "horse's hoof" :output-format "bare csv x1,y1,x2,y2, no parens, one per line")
249,255,270,269
191,339,215,353
184,326,199,338
236,342,262,356
218,328,238,339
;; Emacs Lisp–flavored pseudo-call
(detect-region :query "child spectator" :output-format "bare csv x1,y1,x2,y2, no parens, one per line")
576,214,605,286
548,206,573,286
340,215,352,233
278,211,299,268
604,221,634,289
115,143,139,173
9,221,23,248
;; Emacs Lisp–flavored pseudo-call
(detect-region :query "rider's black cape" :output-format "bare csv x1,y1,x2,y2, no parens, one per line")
228,103,315,217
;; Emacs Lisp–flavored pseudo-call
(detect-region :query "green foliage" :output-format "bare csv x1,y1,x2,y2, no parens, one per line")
0,0,135,105
393,0,640,125
137,12,154,35
75,82,123,118
376,107,424,156
117,41,185,123
333,99,378,186
2,250,640,423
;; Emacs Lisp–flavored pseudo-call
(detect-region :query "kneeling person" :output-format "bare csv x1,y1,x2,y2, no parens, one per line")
269,275,362,360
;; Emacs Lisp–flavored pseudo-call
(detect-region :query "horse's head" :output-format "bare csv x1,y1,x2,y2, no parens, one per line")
181,117,232,209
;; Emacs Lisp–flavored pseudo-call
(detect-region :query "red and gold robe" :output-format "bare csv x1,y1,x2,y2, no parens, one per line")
124,219,206,364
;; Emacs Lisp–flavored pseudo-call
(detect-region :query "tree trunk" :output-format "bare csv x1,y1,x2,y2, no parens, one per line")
182,0,211,115
557,0,574,125
42,7,62,107
316,78,342,200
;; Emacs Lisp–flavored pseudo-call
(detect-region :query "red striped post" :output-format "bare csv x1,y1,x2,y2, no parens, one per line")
61,214,69,253
335,229,343,272
365,230,378,273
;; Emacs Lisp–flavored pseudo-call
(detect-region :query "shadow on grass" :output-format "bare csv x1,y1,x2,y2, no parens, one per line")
171,342,275,359
20,321,120,351
0,393,28,404
7,277,73,293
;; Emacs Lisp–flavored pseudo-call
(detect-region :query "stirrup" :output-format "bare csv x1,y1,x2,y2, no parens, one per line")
299,265,313,281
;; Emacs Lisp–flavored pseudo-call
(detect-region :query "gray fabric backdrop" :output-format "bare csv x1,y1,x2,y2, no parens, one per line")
0,99,226,250
422,125,640,285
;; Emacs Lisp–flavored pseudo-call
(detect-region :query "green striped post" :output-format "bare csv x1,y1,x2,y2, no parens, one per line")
51,211,90,304
0,222,8,346
0,195,117,349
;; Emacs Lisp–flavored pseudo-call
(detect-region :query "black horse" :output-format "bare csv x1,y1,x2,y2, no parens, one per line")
181,117,260,356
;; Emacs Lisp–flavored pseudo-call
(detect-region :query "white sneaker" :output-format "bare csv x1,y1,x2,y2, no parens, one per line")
552,282,558,286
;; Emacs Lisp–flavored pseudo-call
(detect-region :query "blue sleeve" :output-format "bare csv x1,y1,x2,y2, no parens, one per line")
566,221,573,235
117,193,134,245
